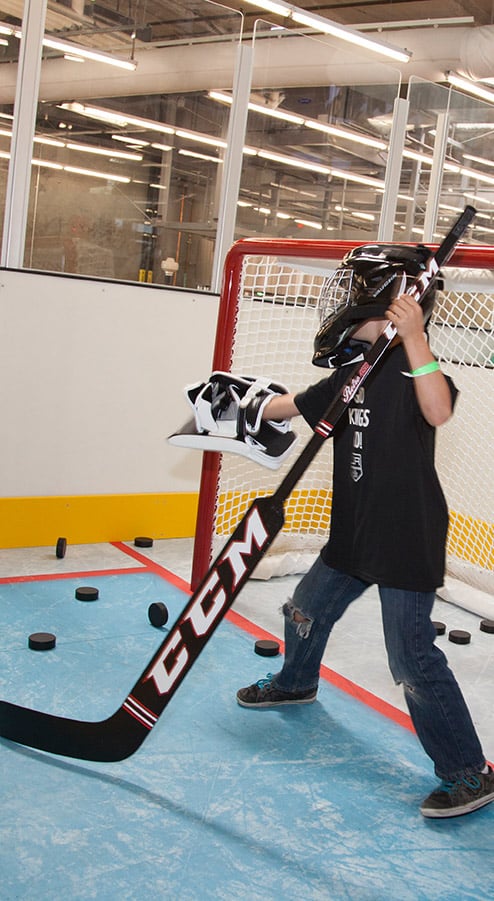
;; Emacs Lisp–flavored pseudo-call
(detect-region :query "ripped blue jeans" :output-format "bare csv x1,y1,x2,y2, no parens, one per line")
271,554,485,782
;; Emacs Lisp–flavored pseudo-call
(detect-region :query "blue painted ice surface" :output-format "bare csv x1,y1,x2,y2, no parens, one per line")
0,571,493,901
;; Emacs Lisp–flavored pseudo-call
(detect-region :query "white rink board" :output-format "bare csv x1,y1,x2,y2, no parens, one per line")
0,269,219,496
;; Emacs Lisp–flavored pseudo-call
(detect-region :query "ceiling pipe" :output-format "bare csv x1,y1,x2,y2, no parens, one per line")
459,25,494,81
0,26,482,105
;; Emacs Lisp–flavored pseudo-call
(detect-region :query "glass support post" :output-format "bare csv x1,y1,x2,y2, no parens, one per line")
423,110,450,242
378,95,409,242
1,0,48,268
211,41,253,292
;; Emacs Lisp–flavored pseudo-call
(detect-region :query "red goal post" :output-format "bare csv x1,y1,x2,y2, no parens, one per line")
191,238,494,614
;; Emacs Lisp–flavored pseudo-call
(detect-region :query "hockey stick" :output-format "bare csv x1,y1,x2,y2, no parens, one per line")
0,206,476,762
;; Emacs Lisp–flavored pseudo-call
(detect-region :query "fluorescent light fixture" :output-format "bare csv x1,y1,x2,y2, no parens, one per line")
352,211,375,221
0,38,8,46
60,103,174,135
403,148,434,165
240,1,411,62
246,0,288,15
329,167,385,189
208,91,233,105
438,203,465,213
247,102,304,125
149,183,168,190
176,129,227,148
112,135,149,147
460,165,494,185
411,227,444,239
291,10,411,61
258,148,331,174
237,200,252,207
356,17,474,30
446,72,494,103
43,36,136,71
463,152,494,168
64,54,84,63
66,141,142,161
209,91,387,151
276,211,291,218
464,192,494,206
60,103,130,128
270,182,318,197
178,149,222,163
304,118,386,150
0,24,14,36
470,223,494,234
34,135,65,147
151,142,173,152
246,144,387,188
32,159,63,169
439,203,491,220
403,148,461,173
63,165,130,183
455,121,494,130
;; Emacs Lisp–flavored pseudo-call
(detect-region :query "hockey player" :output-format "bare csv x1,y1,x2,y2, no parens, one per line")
233,244,493,819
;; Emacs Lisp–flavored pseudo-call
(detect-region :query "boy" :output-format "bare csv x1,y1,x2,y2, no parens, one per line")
236,244,493,819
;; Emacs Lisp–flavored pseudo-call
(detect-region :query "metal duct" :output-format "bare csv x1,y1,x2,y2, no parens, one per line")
0,26,474,105
459,25,494,80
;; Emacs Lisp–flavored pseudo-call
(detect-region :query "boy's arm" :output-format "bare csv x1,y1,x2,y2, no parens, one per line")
386,293,454,427
262,392,300,421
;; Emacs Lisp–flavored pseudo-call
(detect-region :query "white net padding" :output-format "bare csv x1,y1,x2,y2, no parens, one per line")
431,267,494,614
212,256,335,579
194,249,493,615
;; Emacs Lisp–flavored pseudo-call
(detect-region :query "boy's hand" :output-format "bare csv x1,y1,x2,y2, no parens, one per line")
385,293,425,340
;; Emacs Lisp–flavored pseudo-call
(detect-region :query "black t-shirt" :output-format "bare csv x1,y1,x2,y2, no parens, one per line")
295,344,457,591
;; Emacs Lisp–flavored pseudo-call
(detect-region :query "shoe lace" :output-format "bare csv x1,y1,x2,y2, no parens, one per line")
441,774,482,795
256,673,274,691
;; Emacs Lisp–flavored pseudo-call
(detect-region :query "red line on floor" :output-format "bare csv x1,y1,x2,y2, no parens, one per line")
111,541,192,593
0,566,145,585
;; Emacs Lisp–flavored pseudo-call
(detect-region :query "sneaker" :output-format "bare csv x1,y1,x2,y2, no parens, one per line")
236,673,317,708
420,766,494,818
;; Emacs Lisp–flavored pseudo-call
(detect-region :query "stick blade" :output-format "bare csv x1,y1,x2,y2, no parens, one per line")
0,700,146,762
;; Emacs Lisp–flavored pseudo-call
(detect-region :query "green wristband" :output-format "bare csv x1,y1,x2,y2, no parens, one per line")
410,361,440,377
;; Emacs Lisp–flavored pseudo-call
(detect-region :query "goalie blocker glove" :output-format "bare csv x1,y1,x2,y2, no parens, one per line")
168,371,298,469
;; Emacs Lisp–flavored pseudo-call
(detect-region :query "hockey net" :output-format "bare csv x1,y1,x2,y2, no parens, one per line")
191,238,494,615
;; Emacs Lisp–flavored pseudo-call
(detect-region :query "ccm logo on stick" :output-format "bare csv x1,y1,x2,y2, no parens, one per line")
145,507,269,695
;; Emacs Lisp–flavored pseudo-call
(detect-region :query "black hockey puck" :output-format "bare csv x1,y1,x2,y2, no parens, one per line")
28,632,56,650
135,536,153,548
55,537,67,559
448,629,471,645
432,621,446,636
75,586,99,601
254,639,280,657
148,602,169,628
480,619,494,634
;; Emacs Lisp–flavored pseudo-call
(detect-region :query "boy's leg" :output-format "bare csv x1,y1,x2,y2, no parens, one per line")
379,587,494,816
237,556,368,707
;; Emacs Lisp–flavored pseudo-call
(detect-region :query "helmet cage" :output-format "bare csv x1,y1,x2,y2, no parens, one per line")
312,243,439,368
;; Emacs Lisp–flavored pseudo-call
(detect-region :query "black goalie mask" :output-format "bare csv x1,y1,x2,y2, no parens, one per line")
312,243,440,368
